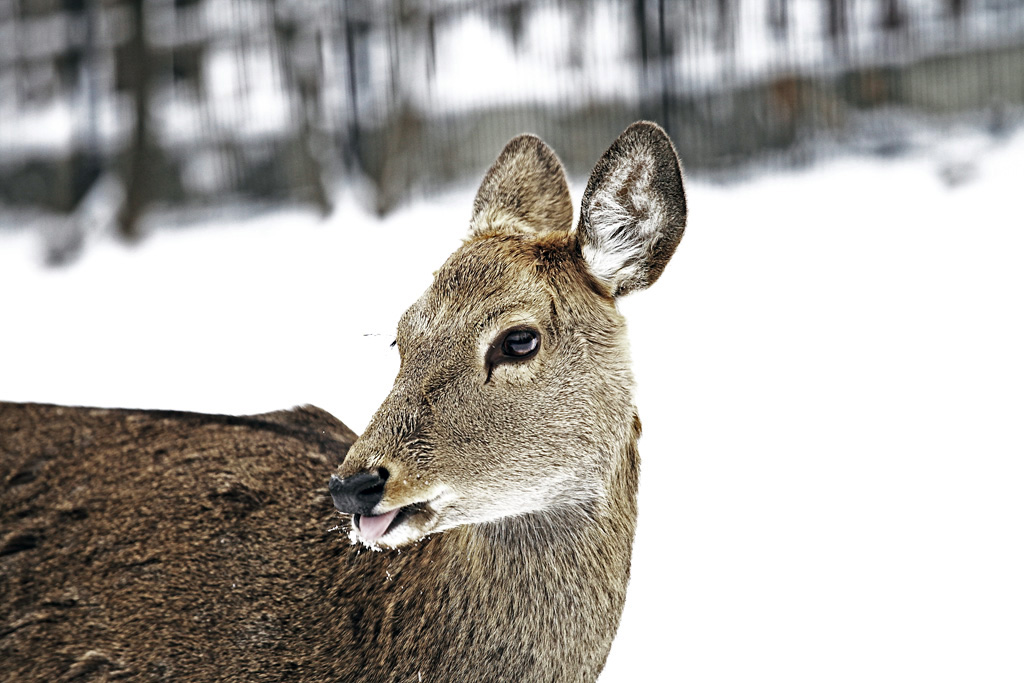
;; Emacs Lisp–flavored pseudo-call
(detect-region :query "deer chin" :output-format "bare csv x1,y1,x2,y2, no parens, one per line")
349,499,441,550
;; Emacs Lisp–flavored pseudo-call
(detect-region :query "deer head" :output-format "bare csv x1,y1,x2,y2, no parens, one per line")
329,122,687,549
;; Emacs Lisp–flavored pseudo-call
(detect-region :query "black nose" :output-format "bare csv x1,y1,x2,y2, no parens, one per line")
328,469,388,515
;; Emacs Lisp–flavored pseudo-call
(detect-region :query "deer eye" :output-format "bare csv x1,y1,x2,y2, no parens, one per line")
501,328,540,358
485,327,541,382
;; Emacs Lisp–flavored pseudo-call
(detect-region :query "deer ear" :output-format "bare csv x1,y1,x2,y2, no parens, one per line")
576,122,687,297
469,134,574,238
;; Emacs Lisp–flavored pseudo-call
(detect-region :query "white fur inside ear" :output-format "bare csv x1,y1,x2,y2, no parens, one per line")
581,152,667,293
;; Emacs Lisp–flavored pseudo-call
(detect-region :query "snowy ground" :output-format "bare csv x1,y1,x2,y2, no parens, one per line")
2,129,1023,681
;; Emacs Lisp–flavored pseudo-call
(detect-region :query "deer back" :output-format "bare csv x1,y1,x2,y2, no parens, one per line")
0,403,354,680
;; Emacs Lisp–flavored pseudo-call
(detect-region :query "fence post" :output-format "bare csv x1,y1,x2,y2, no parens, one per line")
272,0,333,216
118,0,153,241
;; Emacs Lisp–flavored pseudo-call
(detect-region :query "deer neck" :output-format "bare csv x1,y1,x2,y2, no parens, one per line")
440,426,640,678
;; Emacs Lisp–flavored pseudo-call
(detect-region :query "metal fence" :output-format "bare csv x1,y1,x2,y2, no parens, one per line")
1,0,1022,257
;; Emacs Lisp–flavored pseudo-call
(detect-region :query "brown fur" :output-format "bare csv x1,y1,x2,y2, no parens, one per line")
0,122,686,682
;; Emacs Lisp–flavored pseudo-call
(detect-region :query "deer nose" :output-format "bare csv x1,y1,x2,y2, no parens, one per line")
328,469,388,515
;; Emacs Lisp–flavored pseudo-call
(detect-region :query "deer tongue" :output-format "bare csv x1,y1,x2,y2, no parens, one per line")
358,508,400,542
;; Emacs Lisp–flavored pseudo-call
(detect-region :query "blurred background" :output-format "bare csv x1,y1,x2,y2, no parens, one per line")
1,0,1022,262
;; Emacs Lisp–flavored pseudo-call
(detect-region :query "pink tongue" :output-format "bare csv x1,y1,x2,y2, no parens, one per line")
358,508,400,542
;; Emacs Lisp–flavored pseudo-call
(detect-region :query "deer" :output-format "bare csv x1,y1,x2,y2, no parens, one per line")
0,121,687,682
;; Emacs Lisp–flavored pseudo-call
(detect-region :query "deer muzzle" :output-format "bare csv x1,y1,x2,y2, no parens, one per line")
328,469,388,516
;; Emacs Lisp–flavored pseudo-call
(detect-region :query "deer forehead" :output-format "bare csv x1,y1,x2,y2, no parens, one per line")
399,236,568,342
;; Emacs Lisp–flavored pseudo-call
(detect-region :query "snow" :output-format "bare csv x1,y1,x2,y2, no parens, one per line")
2,129,1023,681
